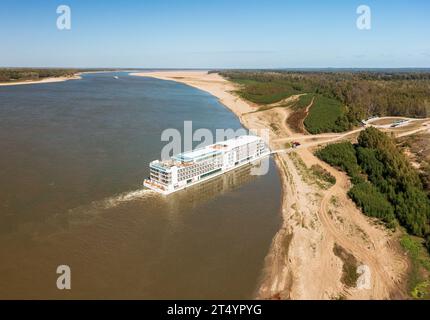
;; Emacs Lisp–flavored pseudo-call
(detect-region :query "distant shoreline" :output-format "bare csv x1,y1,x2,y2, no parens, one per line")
0,74,82,87
0,70,125,87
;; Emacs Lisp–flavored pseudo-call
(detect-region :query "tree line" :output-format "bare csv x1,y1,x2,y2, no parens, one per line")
316,128,430,252
0,68,79,82
219,70,430,125
0,68,118,82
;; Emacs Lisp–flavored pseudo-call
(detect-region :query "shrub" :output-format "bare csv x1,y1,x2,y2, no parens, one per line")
356,128,430,237
426,236,430,254
348,182,395,224
315,142,361,180
304,95,349,134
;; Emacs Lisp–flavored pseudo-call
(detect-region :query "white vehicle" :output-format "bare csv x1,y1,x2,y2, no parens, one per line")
390,119,409,128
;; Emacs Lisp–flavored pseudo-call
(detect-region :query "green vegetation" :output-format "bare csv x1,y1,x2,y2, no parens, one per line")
232,77,302,105
357,128,430,236
303,95,350,134
348,182,395,225
316,128,430,297
0,68,78,82
315,142,362,182
295,93,314,109
397,132,430,198
219,70,430,133
400,235,430,299
0,68,114,83
422,163,430,197
317,128,430,236
289,153,335,189
310,164,336,187
333,243,359,288
401,235,430,271
426,236,430,254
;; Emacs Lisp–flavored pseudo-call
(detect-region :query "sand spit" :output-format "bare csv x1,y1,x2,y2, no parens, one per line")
0,74,82,86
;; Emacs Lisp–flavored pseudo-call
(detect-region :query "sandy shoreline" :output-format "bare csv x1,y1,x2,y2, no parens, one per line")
0,74,82,86
132,70,409,300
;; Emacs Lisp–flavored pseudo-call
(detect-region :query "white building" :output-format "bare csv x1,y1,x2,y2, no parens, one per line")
144,135,270,195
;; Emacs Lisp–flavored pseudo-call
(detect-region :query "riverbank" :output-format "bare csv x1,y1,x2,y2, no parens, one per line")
0,74,81,86
132,71,409,300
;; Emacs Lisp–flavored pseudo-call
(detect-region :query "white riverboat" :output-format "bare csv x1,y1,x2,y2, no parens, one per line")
144,135,270,195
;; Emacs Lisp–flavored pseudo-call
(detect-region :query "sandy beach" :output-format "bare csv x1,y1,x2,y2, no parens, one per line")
0,74,81,86
132,70,410,300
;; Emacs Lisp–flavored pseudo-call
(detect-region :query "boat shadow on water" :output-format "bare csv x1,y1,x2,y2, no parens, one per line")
166,159,264,210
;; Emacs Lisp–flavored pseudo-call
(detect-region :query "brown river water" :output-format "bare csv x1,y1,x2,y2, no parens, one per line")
0,72,281,299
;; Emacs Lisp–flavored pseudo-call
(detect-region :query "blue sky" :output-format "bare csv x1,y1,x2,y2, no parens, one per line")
0,0,429,68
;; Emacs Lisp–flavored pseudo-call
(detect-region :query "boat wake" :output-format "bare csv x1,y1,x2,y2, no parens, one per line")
29,188,160,239
65,188,159,219
100,188,158,210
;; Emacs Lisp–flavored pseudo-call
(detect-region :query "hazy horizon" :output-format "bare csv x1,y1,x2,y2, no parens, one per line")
2,67,430,71
0,0,429,68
